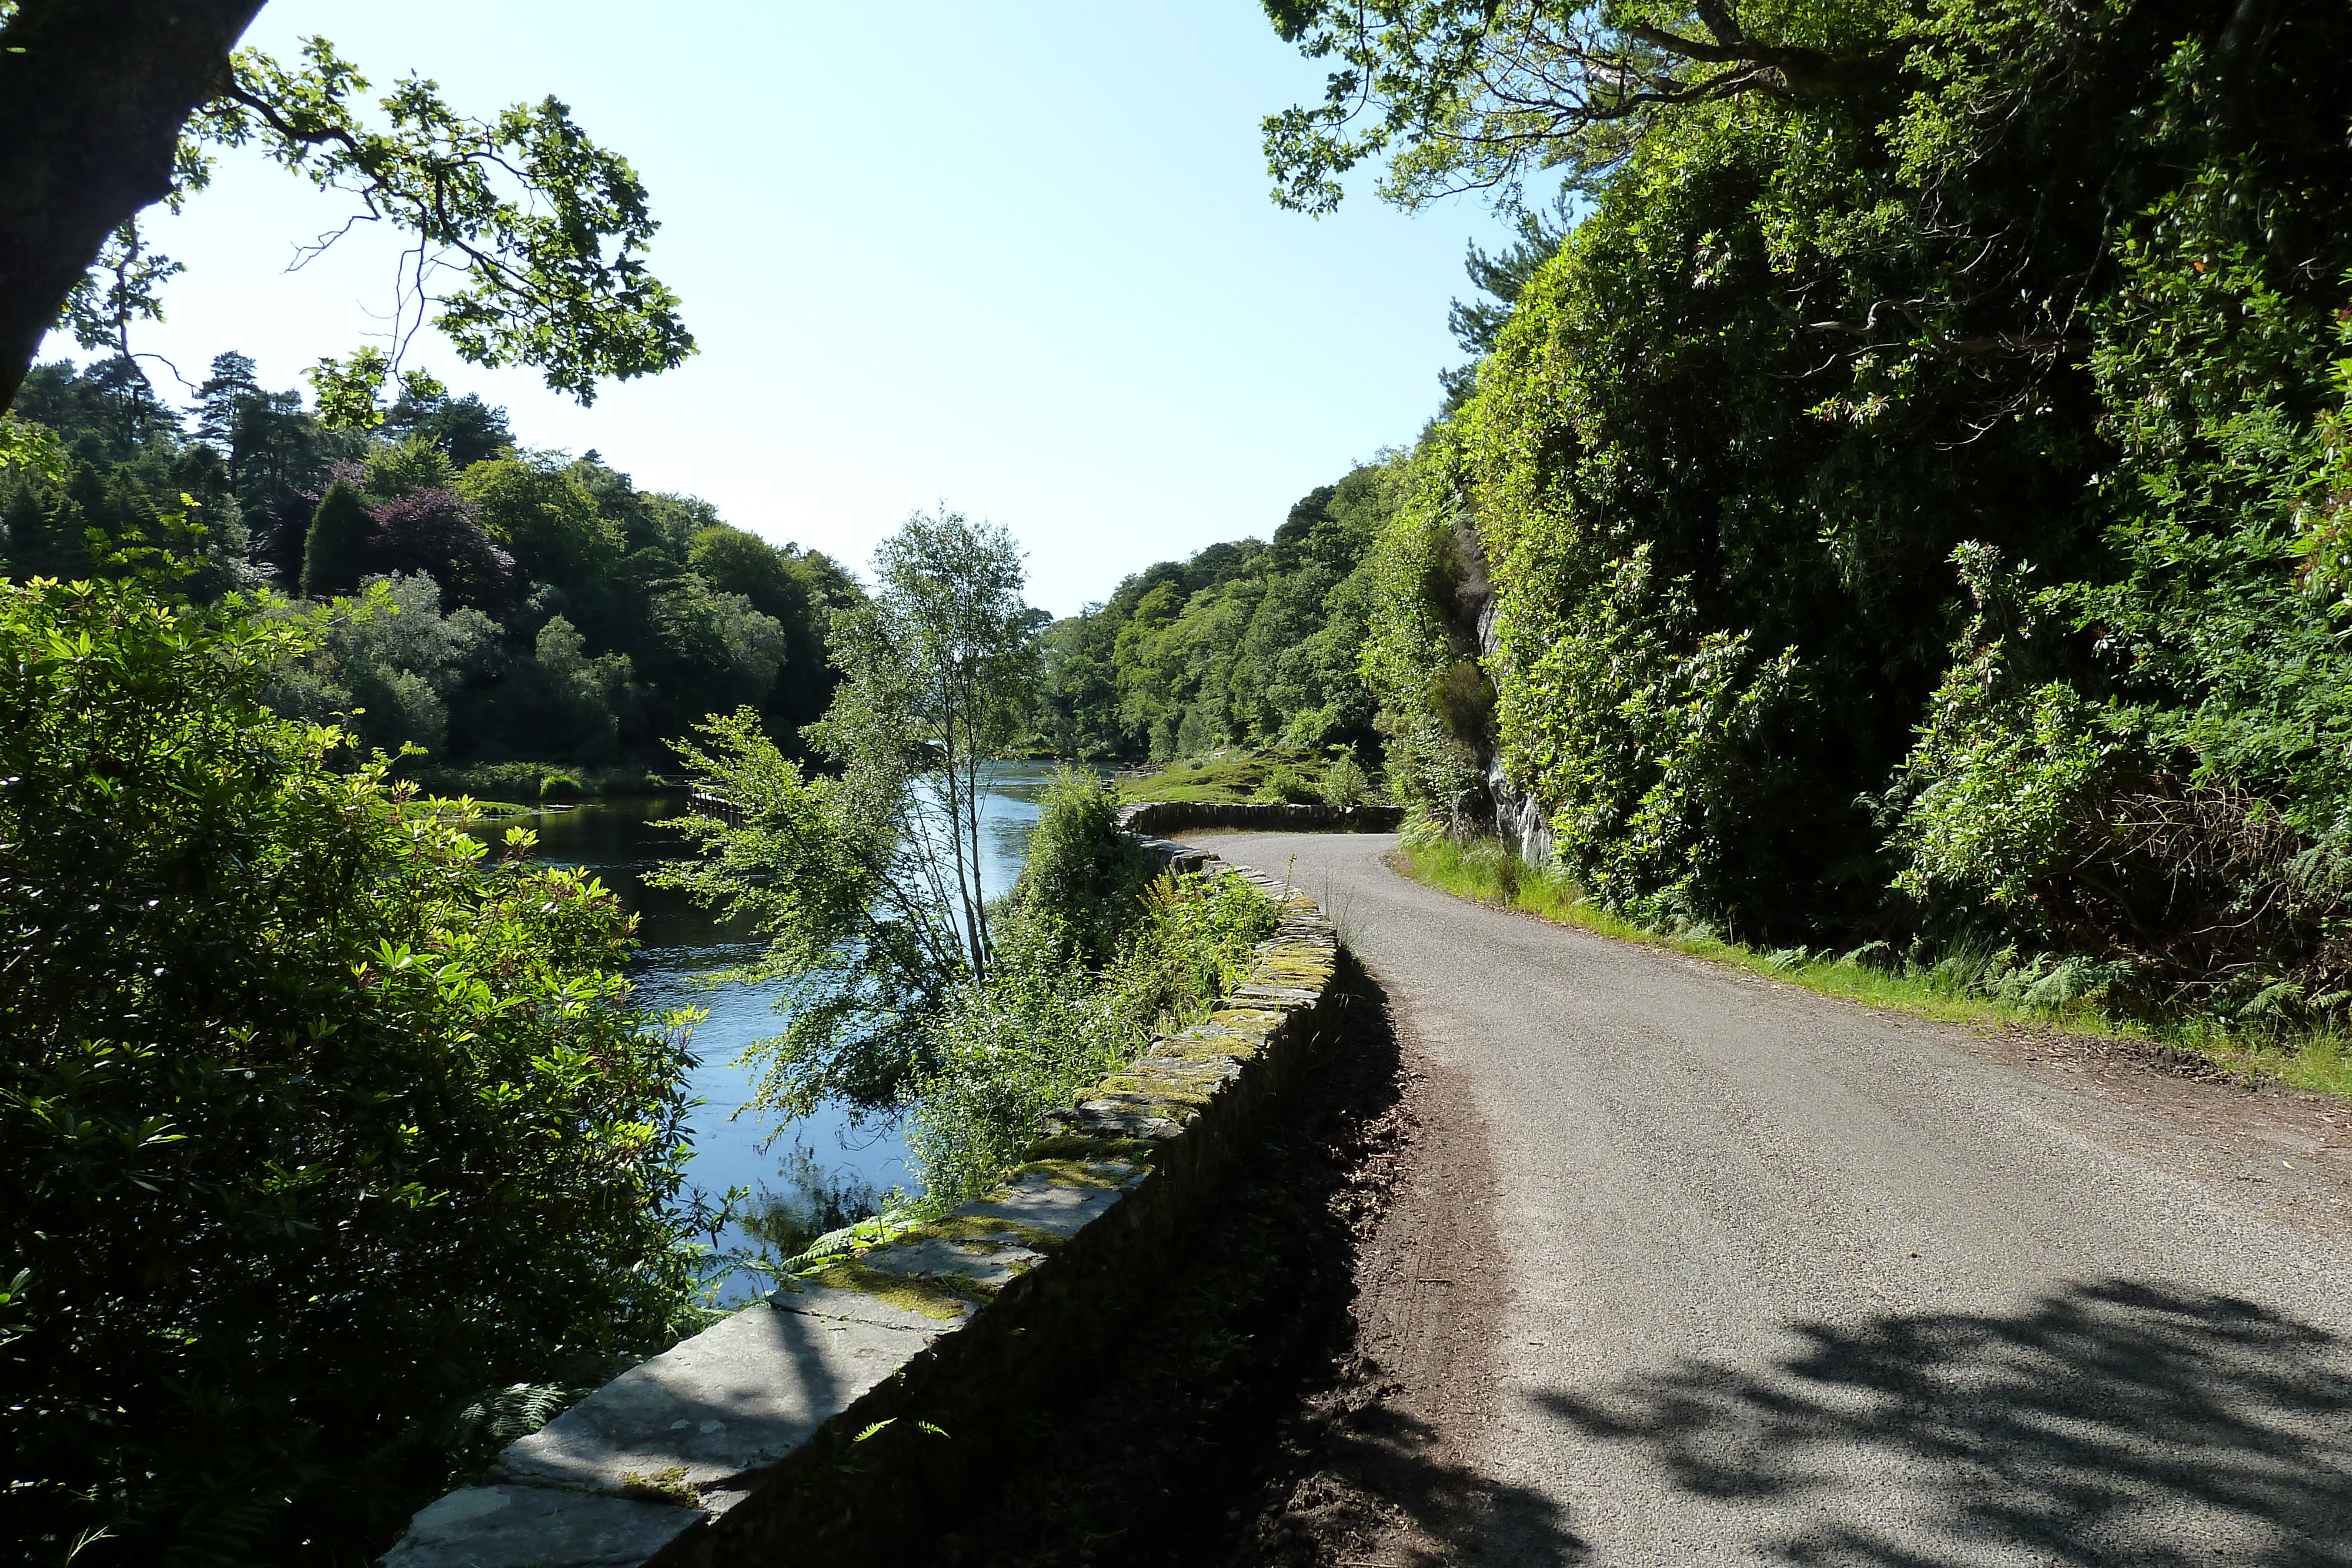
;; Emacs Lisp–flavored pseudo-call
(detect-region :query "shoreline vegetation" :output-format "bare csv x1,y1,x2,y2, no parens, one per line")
643,513,1294,1232
1114,748,1384,810
1391,830,2352,1103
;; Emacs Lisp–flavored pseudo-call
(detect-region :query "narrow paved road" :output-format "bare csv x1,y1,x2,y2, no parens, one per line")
1206,831,2352,1568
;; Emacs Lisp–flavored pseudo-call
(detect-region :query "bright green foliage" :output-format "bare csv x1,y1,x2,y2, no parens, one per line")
1320,750,1372,807
1499,545,1798,917
1357,447,1489,828
1327,0,2352,1015
689,523,802,616
190,36,693,412
650,708,964,1119
14,23,690,427
653,511,1041,1118
1037,460,1408,759
0,576,704,1566
2,367,259,599
263,573,503,755
363,433,460,500
906,778,1278,1209
688,525,843,735
1260,0,1910,215
296,475,371,598
1116,749,1377,807
811,509,1040,977
459,452,623,597
6,355,851,771
1253,761,1318,804
1014,767,1155,963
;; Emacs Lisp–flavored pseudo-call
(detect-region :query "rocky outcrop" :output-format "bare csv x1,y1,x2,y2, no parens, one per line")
1472,591,1555,867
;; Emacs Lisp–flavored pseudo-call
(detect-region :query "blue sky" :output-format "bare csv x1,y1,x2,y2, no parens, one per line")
44,3,1515,617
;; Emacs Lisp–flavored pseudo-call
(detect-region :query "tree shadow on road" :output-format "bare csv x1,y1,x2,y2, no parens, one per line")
1532,1279,2352,1566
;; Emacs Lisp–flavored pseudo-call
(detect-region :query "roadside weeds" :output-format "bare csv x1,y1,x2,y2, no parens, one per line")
1391,837,2352,1102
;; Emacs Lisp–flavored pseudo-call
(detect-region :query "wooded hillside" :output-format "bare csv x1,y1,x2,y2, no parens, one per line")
1271,0,2352,1027
0,353,853,774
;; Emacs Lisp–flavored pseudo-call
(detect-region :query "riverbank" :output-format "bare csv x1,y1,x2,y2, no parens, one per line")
382,845,1351,1568
407,760,681,803
1116,750,1384,809
469,765,1087,1303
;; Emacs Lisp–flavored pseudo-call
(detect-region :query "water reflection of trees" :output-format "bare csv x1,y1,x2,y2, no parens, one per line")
734,1138,884,1263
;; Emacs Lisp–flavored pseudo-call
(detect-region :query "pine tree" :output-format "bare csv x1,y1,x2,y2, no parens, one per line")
192,351,259,466
1,481,45,577
299,479,372,600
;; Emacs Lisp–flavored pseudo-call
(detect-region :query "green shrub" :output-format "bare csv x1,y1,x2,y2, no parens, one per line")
0,578,704,1566
904,868,1277,1210
1319,751,1371,807
297,477,370,600
1013,768,1152,963
1253,761,1317,804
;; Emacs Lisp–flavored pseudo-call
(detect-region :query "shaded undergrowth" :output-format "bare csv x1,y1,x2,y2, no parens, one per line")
1395,835,2352,1100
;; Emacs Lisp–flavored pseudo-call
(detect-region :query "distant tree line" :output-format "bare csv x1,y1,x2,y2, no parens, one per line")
1035,460,1408,763
0,353,856,772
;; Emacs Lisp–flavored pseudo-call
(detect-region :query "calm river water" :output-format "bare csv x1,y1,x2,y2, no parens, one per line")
497,761,1070,1300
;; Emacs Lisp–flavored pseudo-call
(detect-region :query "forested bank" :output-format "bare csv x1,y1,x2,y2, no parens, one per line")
1,354,854,780
1056,0,2352,1036
0,21,900,1566
0,493,1274,1565
1035,459,1405,764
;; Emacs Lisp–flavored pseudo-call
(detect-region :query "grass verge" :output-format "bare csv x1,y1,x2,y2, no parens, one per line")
1393,834,2352,1100
1117,750,1382,808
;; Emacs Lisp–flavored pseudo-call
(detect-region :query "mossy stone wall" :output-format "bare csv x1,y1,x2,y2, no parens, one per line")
380,847,1341,1568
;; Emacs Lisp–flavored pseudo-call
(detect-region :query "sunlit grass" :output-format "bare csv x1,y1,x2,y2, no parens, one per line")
1393,834,2352,1099
1117,750,1365,806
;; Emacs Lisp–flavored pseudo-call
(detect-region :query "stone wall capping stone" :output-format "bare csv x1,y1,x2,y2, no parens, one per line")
379,823,1346,1568
1116,800,1401,838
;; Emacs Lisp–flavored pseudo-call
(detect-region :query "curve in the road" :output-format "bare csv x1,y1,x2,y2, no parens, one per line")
1209,830,2352,1568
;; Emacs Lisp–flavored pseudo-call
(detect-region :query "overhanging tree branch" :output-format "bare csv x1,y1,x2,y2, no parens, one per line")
0,4,692,422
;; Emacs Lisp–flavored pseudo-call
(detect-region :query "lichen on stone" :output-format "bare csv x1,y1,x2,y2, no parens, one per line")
911,1215,1074,1253
1017,1134,1158,1164
1010,1157,1145,1190
1097,1075,1218,1108
807,1261,977,1321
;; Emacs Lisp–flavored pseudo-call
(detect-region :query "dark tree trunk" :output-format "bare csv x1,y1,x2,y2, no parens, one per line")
0,0,265,413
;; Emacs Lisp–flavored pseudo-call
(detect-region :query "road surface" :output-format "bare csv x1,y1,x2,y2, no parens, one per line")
1206,831,2352,1568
